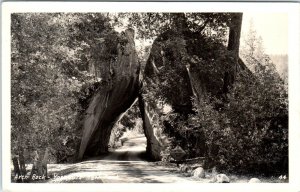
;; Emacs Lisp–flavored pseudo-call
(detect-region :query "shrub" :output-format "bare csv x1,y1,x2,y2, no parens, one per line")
188,65,288,174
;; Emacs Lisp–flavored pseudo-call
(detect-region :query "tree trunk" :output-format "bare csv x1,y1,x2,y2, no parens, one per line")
30,150,40,178
228,13,243,78
30,148,48,180
221,13,243,96
42,148,49,178
18,147,26,176
12,156,21,182
12,147,27,182
171,13,189,34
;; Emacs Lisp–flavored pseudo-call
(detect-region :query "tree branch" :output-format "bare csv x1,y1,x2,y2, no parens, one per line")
198,18,211,33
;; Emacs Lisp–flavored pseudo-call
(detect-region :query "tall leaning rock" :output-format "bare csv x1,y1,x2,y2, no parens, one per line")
140,13,247,160
78,29,140,159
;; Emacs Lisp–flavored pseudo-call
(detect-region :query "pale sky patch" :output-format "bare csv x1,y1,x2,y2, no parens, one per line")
241,13,288,55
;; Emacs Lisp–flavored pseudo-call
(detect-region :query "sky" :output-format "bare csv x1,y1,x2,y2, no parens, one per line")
241,13,288,55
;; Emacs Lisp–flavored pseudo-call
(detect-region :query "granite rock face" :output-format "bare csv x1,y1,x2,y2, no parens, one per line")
140,27,248,159
78,28,172,161
78,29,140,159
78,23,248,161
138,96,171,160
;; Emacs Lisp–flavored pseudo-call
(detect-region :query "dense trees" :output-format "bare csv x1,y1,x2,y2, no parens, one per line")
181,19,288,174
113,13,232,39
130,12,287,174
129,13,247,163
11,13,113,180
269,54,288,83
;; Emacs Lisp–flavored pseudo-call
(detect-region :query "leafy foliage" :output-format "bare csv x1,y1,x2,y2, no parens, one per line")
113,13,231,41
109,102,144,149
190,66,288,174
11,13,114,163
140,14,287,175
183,23,288,174
139,14,235,162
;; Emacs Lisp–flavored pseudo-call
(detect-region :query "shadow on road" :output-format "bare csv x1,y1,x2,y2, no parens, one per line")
86,134,151,161
47,135,172,183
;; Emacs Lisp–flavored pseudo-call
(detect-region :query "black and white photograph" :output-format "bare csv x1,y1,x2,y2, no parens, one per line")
1,2,300,192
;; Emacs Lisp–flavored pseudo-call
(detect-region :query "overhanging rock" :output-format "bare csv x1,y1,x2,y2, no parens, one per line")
78,26,251,161
140,28,250,159
78,29,140,159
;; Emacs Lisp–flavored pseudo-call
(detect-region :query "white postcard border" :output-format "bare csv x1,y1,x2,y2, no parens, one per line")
2,2,300,192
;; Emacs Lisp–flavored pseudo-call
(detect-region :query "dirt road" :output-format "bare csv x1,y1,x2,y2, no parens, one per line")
47,135,202,183
19,134,285,183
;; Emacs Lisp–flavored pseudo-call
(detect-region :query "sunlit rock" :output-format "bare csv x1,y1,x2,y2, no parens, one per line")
249,178,261,183
215,174,230,183
193,167,205,178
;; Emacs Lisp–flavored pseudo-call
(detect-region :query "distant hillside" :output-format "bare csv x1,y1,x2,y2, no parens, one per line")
269,54,288,81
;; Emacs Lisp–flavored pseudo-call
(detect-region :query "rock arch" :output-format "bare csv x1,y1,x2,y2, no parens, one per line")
78,29,167,160
78,18,246,161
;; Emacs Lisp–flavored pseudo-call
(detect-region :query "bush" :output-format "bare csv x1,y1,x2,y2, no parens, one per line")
188,65,288,174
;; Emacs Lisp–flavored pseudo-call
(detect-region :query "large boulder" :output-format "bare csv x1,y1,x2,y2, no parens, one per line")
193,167,206,178
248,178,261,183
78,21,251,161
213,174,230,183
140,27,248,159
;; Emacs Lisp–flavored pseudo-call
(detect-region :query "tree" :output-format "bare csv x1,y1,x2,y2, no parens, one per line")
114,13,242,94
130,13,245,160
112,13,235,44
185,19,288,174
11,13,112,181
241,19,274,72
227,13,243,79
